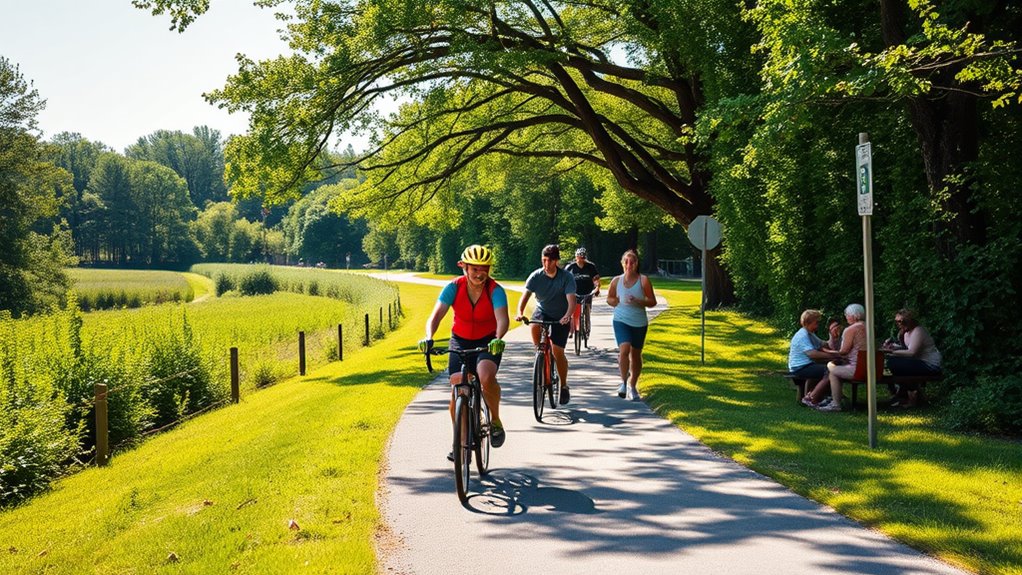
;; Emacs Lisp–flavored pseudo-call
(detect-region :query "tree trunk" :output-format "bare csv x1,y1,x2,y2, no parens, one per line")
881,0,987,251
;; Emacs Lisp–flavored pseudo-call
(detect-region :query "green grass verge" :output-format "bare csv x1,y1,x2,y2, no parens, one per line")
0,283,450,574
182,272,214,301
643,282,1022,575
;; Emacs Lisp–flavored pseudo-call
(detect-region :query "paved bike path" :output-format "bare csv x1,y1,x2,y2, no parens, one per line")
378,282,967,575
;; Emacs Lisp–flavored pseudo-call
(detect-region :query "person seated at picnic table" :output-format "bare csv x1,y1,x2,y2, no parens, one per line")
882,308,942,407
788,309,841,383
802,304,867,412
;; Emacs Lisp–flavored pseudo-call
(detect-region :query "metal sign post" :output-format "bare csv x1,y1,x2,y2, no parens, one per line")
687,215,722,365
857,134,878,449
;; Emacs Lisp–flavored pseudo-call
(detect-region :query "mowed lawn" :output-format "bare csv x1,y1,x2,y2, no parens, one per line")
0,282,457,575
643,280,1022,575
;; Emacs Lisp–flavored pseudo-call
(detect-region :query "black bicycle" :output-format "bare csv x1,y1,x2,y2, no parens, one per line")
520,318,561,421
425,344,491,504
573,291,596,355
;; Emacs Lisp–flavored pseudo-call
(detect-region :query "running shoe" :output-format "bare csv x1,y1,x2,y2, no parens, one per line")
490,422,506,447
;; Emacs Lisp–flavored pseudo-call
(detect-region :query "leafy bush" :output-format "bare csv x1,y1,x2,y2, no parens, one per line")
238,269,277,296
214,272,234,296
944,375,1022,435
140,314,224,428
0,311,83,507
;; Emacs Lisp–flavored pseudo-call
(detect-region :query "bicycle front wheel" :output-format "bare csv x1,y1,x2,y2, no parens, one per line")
574,321,582,355
475,397,490,475
532,353,546,421
582,305,591,348
453,395,471,503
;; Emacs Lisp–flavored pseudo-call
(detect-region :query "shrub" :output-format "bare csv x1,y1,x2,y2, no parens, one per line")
140,313,224,428
214,272,234,296
238,270,277,296
944,375,1022,435
0,311,83,506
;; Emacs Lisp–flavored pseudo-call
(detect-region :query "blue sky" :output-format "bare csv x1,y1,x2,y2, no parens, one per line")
0,0,331,152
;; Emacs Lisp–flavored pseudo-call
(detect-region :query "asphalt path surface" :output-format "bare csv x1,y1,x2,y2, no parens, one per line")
377,273,967,575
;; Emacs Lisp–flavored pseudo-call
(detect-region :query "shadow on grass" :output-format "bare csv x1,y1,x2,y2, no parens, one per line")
638,300,1022,573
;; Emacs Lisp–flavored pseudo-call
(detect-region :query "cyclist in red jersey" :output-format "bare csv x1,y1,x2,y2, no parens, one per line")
419,245,509,448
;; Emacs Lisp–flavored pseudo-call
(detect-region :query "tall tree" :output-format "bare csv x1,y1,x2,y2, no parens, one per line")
126,127,227,207
87,153,134,265
49,133,110,260
137,0,761,306
0,57,76,316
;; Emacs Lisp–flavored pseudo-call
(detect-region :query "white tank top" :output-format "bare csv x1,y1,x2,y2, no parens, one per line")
613,275,648,327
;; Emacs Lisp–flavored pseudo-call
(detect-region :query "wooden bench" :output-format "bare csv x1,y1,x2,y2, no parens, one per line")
781,350,942,411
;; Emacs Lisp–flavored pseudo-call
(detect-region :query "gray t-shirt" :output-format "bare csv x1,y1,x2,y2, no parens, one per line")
525,267,576,319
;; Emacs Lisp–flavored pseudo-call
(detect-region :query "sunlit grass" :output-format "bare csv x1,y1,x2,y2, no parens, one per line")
644,284,1022,575
0,283,440,574
0,283,524,574
69,268,194,310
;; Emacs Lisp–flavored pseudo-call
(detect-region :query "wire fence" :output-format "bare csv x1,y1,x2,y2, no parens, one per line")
89,299,404,467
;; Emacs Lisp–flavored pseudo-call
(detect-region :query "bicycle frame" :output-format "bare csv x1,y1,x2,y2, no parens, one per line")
521,318,560,420
424,345,490,504
573,291,595,355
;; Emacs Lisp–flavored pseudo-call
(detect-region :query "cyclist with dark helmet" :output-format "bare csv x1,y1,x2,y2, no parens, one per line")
515,244,576,405
564,247,600,335
419,245,509,449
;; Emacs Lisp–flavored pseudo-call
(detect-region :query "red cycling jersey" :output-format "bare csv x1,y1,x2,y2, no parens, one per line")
451,276,498,340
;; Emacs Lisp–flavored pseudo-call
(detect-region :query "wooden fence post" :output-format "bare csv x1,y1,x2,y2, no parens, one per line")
338,324,343,361
95,383,109,467
364,313,370,346
379,307,383,330
230,347,239,403
388,303,392,329
299,331,306,375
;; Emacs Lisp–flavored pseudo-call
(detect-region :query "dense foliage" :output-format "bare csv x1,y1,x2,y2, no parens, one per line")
0,57,76,318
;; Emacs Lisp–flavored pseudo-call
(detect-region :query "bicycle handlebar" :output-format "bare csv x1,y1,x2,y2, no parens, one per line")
519,317,561,326
424,345,488,373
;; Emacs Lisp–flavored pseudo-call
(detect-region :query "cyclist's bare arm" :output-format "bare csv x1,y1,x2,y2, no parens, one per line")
562,293,577,324
515,290,534,322
593,275,601,295
494,305,510,339
425,300,451,340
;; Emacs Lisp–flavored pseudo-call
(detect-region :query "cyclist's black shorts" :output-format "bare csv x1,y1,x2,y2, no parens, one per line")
531,310,569,348
448,334,502,377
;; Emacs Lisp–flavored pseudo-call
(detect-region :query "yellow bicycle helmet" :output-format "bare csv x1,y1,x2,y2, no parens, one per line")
460,244,494,266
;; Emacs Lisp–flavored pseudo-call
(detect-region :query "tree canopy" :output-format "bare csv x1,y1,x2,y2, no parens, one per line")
0,57,76,316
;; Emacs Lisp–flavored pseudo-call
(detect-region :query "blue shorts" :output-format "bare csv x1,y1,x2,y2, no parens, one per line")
532,310,569,348
448,334,501,376
613,321,648,350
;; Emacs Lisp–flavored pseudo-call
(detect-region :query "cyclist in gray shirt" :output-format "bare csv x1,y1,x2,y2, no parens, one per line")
515,244,576,404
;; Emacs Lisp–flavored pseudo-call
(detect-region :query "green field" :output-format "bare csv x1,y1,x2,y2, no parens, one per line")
0,282,451,575
69,268,195,310
1,269,404,509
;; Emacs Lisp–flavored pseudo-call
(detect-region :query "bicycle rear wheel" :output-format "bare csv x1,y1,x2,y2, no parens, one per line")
453,395,471,503
532,353,546,421
548,354,559,409
475,396,490,475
